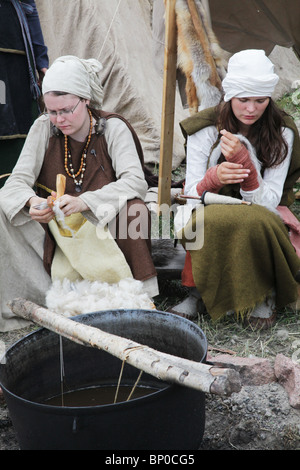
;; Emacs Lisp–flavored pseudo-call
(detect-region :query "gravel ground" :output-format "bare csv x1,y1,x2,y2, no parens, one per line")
200,382,300,450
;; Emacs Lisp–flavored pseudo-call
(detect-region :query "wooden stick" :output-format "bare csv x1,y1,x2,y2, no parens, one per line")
56,174,66,199
208,345,237,356
8,298,241,397
180,194,201,200
158,0,177,209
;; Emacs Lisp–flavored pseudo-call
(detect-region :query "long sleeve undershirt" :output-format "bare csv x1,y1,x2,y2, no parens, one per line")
184,125,294,210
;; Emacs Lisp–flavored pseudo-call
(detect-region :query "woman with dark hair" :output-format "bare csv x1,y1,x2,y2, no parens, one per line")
172,49,300,329
217,98,288,169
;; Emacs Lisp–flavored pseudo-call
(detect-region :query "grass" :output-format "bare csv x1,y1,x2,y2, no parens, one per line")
199,308,300,359
156,278,300,360
277,91,300,122
291,182,300,219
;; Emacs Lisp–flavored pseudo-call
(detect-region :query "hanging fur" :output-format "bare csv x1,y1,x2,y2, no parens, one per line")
46,277,155,317
174,0,227,114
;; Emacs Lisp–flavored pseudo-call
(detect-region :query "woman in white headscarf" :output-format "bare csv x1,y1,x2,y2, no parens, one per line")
0,55,158,331
172,50,300,329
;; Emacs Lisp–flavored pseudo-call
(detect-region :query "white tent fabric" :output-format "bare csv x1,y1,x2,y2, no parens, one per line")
36,0,187,168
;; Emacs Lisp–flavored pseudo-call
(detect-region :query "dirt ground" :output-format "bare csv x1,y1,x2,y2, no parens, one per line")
200,382,300,450
0,323,299,451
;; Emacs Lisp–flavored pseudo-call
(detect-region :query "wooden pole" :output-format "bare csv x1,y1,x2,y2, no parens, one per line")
158,0,177,208
8,298,242,397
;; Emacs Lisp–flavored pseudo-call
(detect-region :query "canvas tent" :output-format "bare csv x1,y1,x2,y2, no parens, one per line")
35,0,188,170
209,0,300,57
35,0,300,173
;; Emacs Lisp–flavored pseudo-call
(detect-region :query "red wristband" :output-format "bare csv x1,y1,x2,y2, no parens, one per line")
196,166,223,195
229,145,259,191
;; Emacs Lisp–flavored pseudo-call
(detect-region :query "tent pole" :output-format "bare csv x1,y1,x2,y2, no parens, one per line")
158,0,177,209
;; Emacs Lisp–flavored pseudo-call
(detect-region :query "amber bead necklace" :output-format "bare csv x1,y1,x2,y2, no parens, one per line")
64,108,93,192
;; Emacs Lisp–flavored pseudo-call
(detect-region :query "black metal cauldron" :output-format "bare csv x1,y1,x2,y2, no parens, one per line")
0,309,207,450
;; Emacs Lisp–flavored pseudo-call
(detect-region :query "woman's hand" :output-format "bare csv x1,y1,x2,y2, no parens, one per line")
27,193,89,222
27,196,55,224
217,161,250,185
56,195,89,217
220,129,243,160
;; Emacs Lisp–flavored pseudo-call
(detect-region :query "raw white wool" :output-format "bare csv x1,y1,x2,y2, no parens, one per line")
45,277,155,317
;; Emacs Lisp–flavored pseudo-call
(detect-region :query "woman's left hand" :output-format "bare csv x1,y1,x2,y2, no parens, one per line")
220,129,243,160
57,195,89,217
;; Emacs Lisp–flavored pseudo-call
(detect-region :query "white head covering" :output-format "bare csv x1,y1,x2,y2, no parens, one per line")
42,55,104,109
222,49,279,102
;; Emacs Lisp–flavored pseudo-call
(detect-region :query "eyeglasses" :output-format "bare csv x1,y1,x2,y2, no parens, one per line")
46,98,82,117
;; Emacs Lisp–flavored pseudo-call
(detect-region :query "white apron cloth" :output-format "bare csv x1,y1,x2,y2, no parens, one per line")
49,213,132,283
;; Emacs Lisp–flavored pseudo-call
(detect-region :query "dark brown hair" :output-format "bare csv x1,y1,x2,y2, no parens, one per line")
216,99,288,170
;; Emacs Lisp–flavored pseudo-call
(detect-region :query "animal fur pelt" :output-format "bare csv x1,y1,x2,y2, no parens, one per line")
174,0,227,114
46,278,155,318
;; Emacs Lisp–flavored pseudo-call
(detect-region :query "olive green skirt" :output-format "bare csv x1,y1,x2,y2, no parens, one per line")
181,203,300,321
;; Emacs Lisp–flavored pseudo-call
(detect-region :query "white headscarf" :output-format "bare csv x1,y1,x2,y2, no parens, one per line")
222,50,279,102
42,56,104,109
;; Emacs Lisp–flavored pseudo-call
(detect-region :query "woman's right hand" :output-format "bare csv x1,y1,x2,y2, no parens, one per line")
27,196,55,224
217,161,250,185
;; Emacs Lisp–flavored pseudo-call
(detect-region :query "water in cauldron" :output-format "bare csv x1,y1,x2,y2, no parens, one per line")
44,384,160,407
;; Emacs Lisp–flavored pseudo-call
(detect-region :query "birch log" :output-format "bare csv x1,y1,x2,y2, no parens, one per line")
7,298,242,396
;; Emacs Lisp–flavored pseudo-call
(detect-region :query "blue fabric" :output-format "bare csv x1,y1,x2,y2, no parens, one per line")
21,0,49,71
10,0,41,100
0,1,48,140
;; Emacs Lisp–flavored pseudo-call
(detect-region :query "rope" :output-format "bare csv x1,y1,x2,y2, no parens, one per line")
126,370,143,401
59,336,66,407
97,0,123,61
114,358,144,403
114,359,125,403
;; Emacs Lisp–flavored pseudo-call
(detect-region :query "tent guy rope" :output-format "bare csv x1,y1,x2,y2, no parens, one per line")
97,0,123,61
